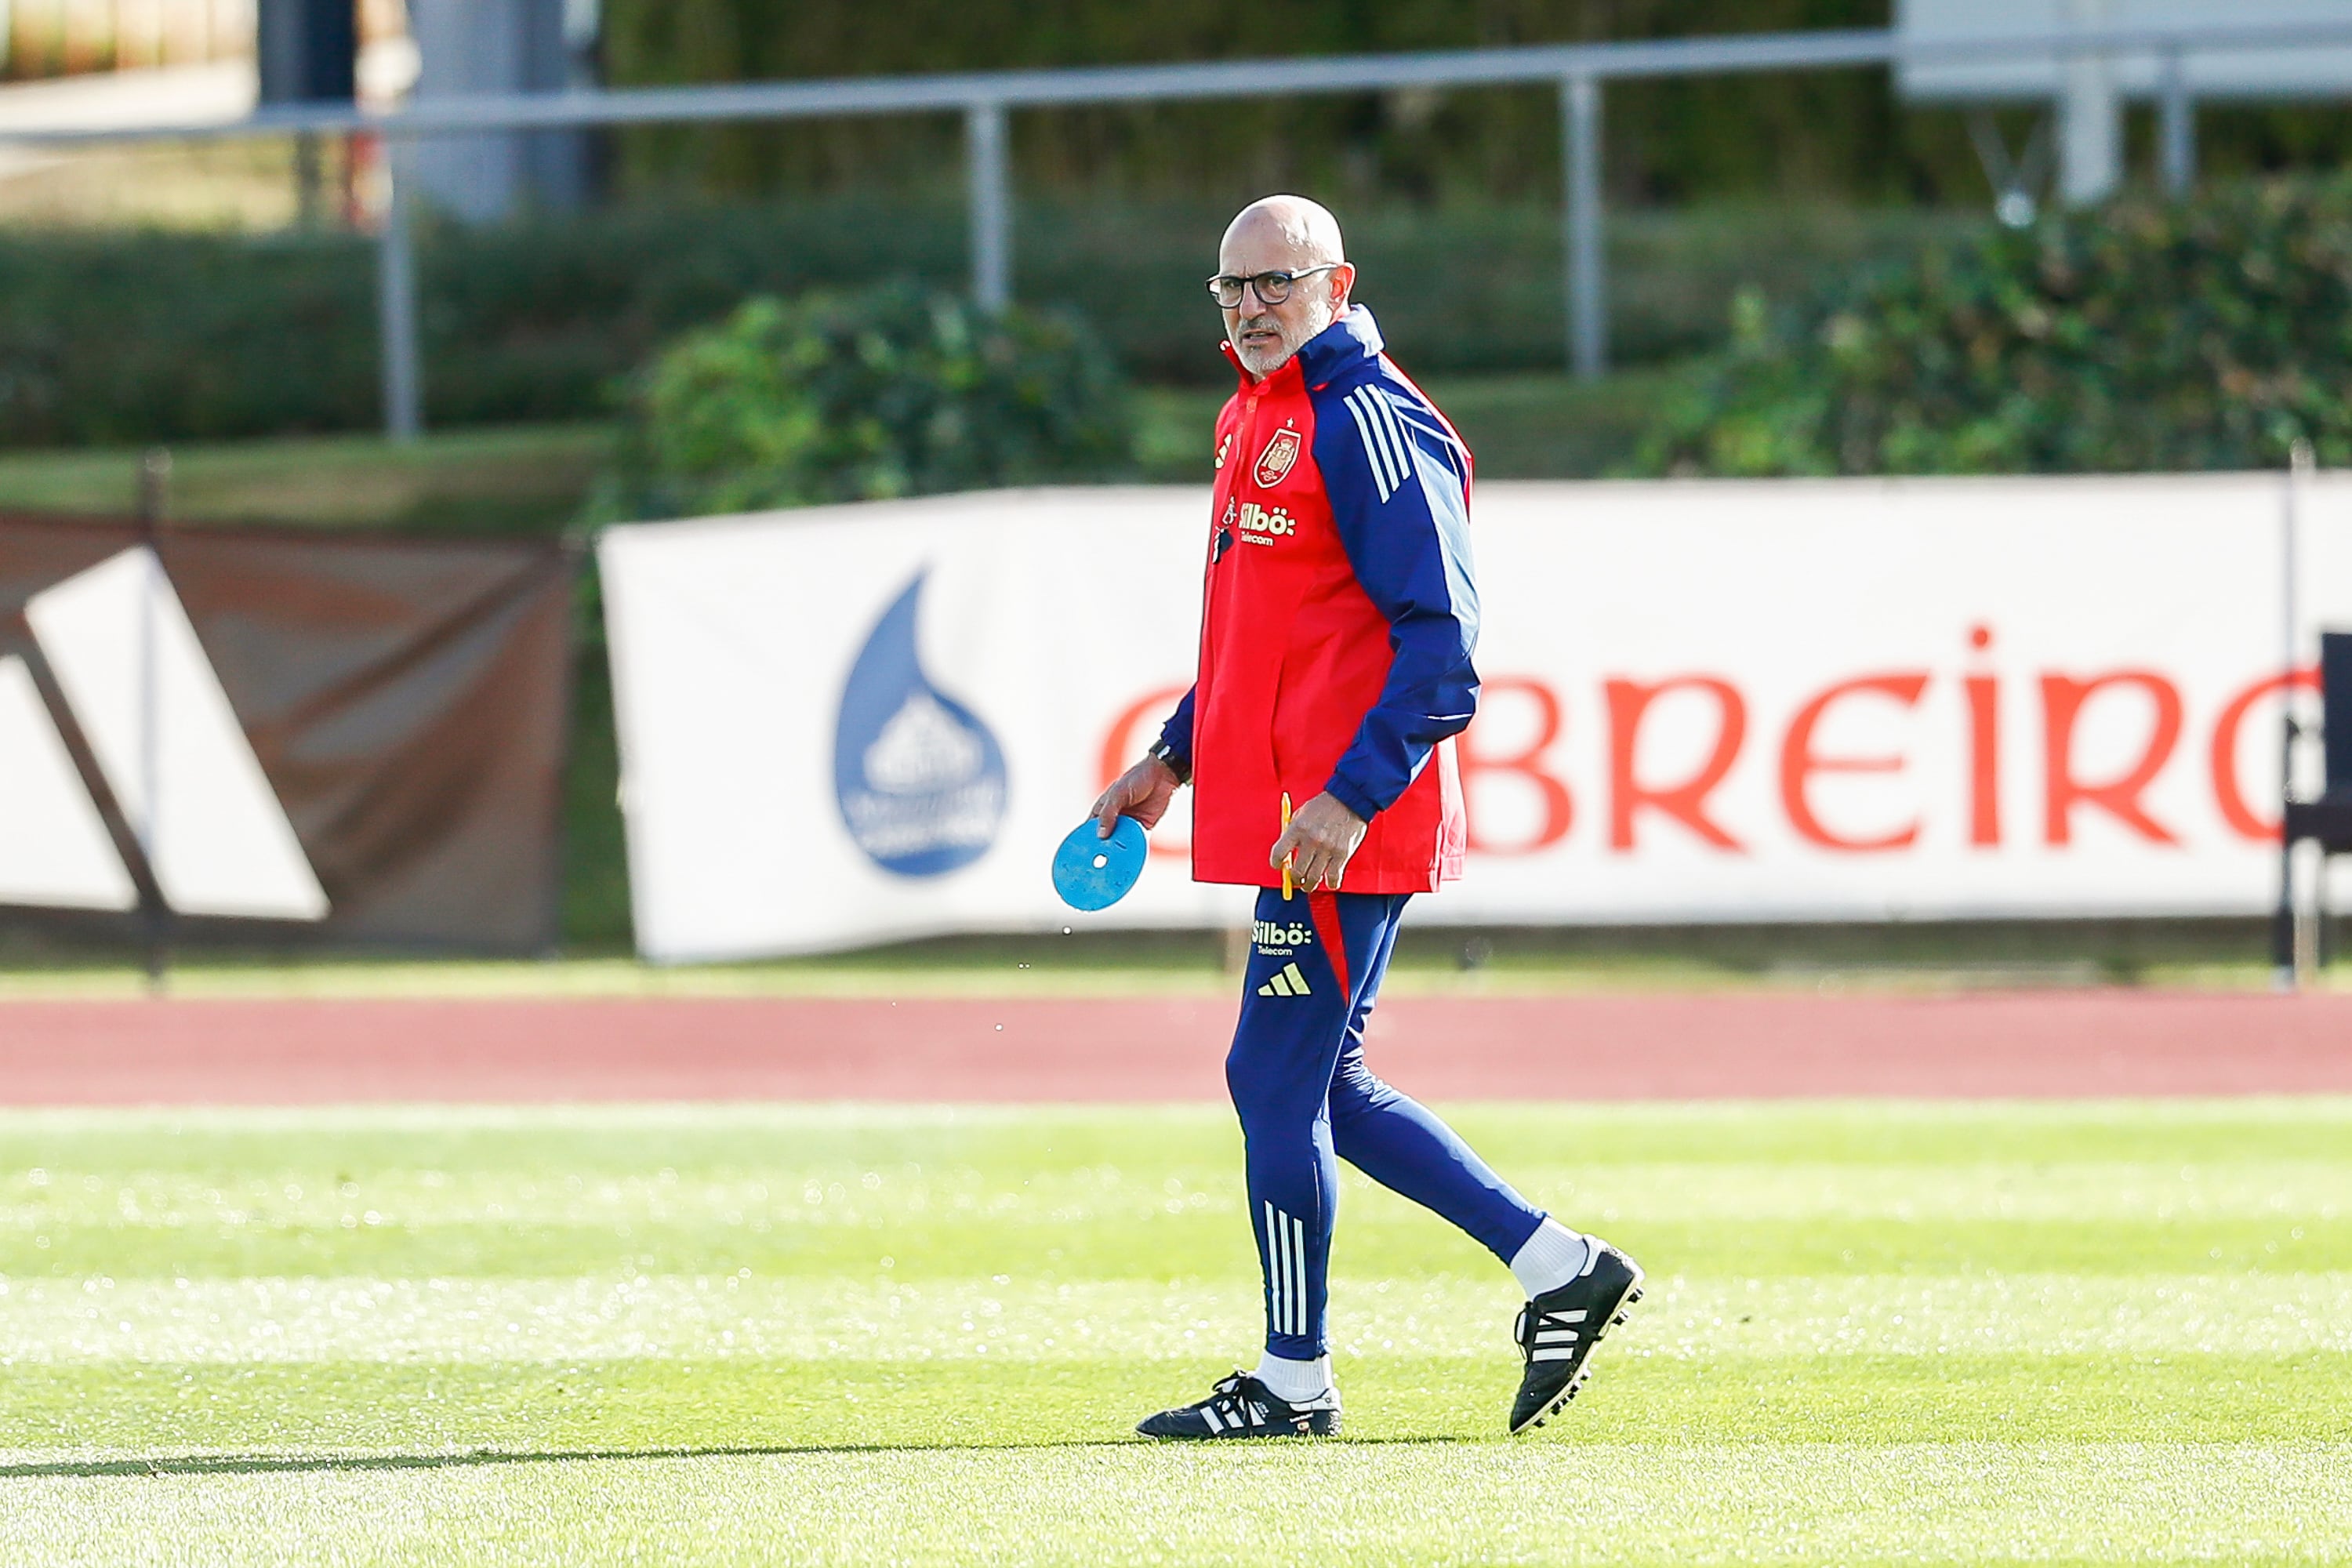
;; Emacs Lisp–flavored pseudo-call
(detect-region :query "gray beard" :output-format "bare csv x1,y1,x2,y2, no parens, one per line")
1236,304,1336,377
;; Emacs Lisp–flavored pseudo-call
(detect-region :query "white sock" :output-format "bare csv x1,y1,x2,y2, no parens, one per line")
1509,1218,1592,1298
1252,1351,1334,1405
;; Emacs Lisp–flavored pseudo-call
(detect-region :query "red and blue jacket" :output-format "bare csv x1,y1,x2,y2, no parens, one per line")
1156,306,1477,894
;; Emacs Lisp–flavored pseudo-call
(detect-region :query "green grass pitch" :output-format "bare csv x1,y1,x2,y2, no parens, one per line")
2,1098,2347,1566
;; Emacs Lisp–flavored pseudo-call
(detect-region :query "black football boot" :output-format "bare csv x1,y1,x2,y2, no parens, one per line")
1508,1238,1645,1434
1136,1370,1341,1439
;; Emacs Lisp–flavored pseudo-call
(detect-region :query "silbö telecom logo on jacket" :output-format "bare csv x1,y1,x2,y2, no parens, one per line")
832,570,1007,877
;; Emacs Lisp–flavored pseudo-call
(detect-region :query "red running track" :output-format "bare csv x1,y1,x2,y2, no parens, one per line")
0,992,2347,1105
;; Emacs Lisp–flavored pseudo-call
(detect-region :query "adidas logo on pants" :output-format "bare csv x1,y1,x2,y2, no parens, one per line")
1257,962,1312,997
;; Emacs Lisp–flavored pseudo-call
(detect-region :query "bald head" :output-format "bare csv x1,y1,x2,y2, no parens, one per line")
1220,195,1346,273
1217,195,1356,379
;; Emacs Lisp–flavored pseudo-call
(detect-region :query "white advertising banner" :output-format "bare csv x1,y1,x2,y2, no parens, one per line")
600,476,2352,962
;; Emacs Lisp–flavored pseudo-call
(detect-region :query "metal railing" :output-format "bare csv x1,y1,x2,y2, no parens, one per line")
5,16,2352,439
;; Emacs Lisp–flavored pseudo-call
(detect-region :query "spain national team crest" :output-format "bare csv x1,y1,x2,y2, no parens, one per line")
1254,427,1301,487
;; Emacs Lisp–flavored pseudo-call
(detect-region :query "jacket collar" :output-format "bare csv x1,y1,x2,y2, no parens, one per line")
1297,305,1384,384
1221,305,1385,392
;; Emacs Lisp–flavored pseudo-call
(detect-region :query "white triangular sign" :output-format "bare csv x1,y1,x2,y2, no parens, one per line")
24,547,329,921
0,654,138,911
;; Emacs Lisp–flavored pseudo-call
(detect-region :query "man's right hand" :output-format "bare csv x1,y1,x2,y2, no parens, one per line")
1091,755,1182,837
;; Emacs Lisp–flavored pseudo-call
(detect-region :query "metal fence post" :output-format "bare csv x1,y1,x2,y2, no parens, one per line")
965,100,1011,312
376,137,423,443
2057,12,2122,206
1560,73,1606,381
2274,441,2310,988
2158,46,2195,197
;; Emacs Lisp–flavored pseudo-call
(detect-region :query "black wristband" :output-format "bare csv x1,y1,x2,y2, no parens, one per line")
1147,739,1191,786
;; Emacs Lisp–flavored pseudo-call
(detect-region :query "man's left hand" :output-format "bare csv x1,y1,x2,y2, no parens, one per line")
1270,792,1367,892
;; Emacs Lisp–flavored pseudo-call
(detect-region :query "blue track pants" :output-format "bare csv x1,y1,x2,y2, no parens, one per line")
1229,885,1548,1359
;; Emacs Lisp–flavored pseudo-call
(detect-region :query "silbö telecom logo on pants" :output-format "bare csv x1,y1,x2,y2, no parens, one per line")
833,570,1008,877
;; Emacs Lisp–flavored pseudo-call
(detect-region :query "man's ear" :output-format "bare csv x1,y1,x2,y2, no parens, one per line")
1328,263,1357,311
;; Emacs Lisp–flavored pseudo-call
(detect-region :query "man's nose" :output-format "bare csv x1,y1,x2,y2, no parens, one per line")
1237,279,1274,315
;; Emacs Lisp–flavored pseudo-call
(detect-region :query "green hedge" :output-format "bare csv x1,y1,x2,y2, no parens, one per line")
1636,176,2352,477
0,198,1969,448
0,203,971,448
0,230,377,446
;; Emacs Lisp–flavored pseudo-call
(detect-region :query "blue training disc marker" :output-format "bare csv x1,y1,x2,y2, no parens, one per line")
1052,815,1148,911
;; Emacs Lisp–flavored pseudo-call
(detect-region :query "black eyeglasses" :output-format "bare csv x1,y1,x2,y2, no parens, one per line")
1206,263,1342,309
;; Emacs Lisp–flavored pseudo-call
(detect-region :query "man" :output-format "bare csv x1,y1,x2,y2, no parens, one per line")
1090,194,1642,1439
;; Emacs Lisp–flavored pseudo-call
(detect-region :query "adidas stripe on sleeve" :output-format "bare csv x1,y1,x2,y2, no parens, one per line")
1310,376,1481,822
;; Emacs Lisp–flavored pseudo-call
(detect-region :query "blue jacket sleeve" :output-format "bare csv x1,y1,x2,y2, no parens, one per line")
1311,379,1480,820
1155,687,1196,772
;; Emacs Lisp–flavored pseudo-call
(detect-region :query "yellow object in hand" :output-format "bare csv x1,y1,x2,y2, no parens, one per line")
1280,791,1294,900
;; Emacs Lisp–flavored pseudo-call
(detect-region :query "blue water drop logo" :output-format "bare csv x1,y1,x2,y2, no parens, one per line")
833,570,1008,877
